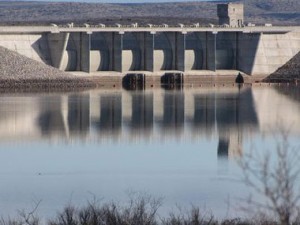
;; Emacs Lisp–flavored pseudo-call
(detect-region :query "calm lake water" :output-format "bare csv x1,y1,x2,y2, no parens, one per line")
0,85,300,220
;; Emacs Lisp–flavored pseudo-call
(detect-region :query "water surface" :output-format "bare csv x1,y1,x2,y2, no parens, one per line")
0,85,300,219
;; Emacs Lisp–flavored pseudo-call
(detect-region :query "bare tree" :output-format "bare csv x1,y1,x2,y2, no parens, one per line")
239,130,300,225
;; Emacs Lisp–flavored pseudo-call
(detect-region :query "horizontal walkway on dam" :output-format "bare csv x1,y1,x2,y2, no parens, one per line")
0,25,299,34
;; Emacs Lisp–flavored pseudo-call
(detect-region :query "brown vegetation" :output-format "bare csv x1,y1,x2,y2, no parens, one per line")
0,0,299,26
0,199,292,225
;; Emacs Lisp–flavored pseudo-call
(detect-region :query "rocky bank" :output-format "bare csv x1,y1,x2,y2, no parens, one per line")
0,46,96,91
263,51,300,82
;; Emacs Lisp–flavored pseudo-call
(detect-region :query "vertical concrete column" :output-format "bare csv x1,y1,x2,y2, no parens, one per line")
105,32,122,72
176,32,185,71
235,32,239,70
134,32,145,71
145,32,154,72
154,32,172,72
105,33,114,71
70,33,81,71
114,32,123,72
165,32,185,71
47,32,69,70
237,32,261,75
121,32,153,72
216,32,237,70
206,32,217,71
80,32,91,73
165,32,177,70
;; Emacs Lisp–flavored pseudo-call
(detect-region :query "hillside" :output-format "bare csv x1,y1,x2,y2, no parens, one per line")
0,0,299,26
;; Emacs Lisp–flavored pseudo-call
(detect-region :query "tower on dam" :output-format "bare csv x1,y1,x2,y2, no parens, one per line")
217,3,244,27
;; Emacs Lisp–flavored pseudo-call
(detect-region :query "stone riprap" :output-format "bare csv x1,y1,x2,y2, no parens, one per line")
0,46,96,91
263,51,300,82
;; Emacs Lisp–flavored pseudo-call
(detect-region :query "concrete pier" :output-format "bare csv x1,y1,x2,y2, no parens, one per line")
0,25,299,76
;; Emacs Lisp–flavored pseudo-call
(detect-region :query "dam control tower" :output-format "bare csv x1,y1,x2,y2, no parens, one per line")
217,3,244,27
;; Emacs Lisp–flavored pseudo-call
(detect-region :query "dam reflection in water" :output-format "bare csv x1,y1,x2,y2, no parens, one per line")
1,86,300,154
1,85,300,218
0,86,264,158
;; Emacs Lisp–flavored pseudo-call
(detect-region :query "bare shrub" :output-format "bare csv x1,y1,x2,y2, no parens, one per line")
238,129,300,225
0,201,41,225
49,194,161,225
162,206,218,225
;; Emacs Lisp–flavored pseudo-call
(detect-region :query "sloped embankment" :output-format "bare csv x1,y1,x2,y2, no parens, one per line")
263,51,300,82
0,46,96,91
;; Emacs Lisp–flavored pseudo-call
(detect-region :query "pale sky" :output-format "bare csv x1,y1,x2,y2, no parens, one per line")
8,0,218,2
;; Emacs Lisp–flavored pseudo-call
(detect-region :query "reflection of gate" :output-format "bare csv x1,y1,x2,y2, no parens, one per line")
67,95,90,134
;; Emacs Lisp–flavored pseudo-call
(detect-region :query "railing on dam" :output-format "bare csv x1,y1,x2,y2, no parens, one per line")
0,24,299,34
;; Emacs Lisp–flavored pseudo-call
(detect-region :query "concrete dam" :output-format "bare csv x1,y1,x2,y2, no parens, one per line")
0,3,299,77
0,3,300,75
0,25,299,77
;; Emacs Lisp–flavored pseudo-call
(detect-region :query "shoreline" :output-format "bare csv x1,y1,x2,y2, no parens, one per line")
0,75,298,93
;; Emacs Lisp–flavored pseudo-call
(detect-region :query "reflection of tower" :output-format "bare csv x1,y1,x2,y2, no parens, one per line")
218,130,242,159
130,92,153,130
229,131,242,158
193,94,215,137
98,95,122,133
216,90,241,159
68,94,90,135
163,90,185,129
38,96,69,137
216,88,259,159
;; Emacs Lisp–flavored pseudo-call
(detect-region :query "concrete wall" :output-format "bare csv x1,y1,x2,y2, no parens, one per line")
0,34,51,65
0,30,299,76
90,33,110,71
153,32,186,72
206,32,217,71
238,31,300,75
216,32,237,70
185,32,206,71
154,32,173,71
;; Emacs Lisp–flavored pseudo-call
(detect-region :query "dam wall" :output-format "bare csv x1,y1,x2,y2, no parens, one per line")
0,26,299,76
238,31,300,75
